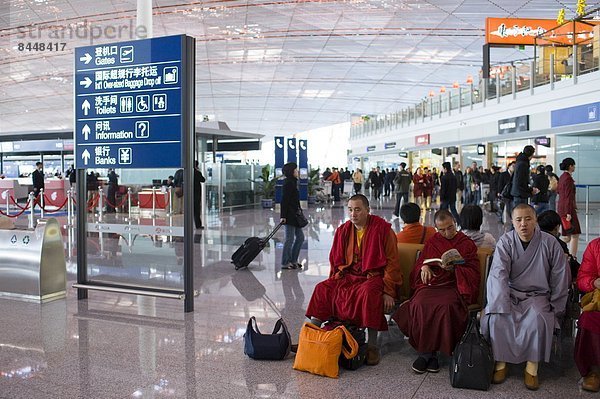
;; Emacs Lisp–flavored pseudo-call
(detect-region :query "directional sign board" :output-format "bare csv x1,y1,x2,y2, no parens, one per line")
75,35,189,169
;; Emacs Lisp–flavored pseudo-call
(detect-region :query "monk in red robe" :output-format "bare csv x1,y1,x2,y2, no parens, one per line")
393,209,480,373
305,194,401,366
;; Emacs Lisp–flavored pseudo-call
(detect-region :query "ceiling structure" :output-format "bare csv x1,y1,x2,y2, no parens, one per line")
0,0,596,138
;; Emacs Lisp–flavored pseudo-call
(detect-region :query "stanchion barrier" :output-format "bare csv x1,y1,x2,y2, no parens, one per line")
138,194,155,208
67,188,73,227
0,199,31,218
28,192,35,229
166,186,173,216
127,187,132,220
40,195,69,213
4,190,9,216
152,187,157,218
102,191,129,210
87,193,100,211
39,188,44,219
98,188,104,220
10,195,29,210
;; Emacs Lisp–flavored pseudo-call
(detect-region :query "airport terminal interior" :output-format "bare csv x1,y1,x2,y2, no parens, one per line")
2,1,600,398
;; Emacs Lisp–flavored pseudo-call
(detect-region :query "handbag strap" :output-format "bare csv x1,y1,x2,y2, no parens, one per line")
339,325,359,359
247,316,261,334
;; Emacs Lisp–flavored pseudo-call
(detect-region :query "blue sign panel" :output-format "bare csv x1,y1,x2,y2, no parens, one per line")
75,35,184,169
287,138,297,163
298,139,308,201
274,136,284,204
551,102,599,128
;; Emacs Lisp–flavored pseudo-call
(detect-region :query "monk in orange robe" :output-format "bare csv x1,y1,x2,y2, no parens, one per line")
305,194,401,366
396,202,436,244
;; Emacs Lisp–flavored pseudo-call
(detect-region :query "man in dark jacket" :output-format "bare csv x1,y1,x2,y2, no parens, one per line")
32,161,44,197
453,162,464,211
510,145,539,206
439,162,460,223
393,163,412,216
531,165,549,215
497,162,514,223
106,169,119,213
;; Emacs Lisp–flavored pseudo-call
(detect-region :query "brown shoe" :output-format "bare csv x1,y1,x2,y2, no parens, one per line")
492,367,507,384
366,346,380,366
582,372,600,392
524,371,539,390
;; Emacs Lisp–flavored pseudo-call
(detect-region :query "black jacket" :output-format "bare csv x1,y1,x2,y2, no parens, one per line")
497,171,511,195
454,170,464,190
531,173,549,203
440,170,457,202
511,153,532,198
280,177,301,227
32,169,44,191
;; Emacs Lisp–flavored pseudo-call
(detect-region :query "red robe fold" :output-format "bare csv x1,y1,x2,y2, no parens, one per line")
393,231,480,354
306,215,401,331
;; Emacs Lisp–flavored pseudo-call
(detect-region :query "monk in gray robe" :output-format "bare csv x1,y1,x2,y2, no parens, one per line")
482,204,570,391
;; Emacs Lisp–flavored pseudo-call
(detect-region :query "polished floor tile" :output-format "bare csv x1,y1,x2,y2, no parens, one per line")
0,195,596,398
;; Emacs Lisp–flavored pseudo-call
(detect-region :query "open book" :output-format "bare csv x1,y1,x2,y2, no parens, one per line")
422,249,465,266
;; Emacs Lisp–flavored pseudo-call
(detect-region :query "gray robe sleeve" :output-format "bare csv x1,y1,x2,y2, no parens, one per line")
548,238,570,317
485,235,512,314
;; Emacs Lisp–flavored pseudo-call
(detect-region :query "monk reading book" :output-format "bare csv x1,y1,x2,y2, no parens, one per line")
393,210,479,374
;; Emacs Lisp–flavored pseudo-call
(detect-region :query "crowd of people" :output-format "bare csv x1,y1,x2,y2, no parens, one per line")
283,145,599,392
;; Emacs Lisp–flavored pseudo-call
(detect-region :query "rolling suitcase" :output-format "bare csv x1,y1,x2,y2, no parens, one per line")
232,223,283,270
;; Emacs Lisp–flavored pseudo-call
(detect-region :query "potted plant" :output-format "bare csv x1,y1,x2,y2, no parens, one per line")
254,165,276,208
307,167,320,204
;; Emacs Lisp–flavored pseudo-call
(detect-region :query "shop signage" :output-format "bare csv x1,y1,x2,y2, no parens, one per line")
398,151,408,158
498,115,529,135
75,35,190,169
366,145,376,152
384,142,396,149
353,157,361,162
477,144,486,155
446,146,459,155
551,102,599,128
485,18,558,45
534,137,551,147
415,134,430,146
431,148,442,156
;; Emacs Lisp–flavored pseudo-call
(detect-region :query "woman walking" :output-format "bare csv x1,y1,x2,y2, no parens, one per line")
558,157,581,257
280,162,305,270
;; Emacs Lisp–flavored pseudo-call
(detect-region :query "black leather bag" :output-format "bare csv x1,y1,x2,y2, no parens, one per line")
339,325,367,370
449,315,494,391
295,208,308,228
244,317,291,360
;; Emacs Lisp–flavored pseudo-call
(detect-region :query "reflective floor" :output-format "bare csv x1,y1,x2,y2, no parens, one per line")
0,196,597,398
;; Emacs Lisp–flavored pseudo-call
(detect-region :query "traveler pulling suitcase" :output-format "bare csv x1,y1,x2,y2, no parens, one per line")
232,222,283,270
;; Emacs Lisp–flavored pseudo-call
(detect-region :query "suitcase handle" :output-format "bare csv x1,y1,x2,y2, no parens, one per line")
262,221,284,242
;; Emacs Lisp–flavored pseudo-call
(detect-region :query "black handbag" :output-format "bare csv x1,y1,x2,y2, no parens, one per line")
339,325,367,370
322,320,367,371
295,208,308,228
449,315,494,391
244,317,291,360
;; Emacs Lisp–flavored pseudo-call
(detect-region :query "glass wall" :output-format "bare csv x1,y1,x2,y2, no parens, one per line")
556,134,600,202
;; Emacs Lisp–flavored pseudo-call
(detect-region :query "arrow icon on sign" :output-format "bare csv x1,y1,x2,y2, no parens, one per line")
82,124,90,140
82,99,90,116
79,53,92,64
79,77,92,88
82,149,91,165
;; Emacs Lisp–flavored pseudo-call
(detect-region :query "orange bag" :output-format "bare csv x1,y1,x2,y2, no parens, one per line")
292,322,359,378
